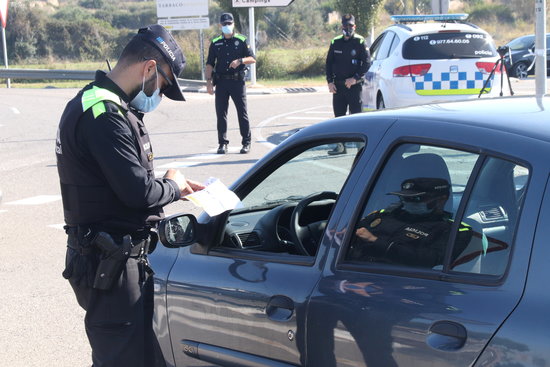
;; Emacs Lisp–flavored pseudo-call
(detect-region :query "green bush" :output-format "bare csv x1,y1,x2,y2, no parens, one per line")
469,4,515,24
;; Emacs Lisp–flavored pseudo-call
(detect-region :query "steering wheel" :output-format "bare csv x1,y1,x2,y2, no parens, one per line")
290,191,338,256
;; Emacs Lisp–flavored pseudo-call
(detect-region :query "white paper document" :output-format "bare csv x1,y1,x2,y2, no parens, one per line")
184,178,243,216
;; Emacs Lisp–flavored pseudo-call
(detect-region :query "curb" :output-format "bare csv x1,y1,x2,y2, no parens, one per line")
179,81,325,95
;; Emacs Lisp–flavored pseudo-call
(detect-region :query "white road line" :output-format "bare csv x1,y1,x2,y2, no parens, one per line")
286,116,328,120
10,107,20,114
305,111,332,114
5,195,61,205
0,210,7,214
255,105,326,150
157,161,201,169
48,223,65,230
186,153,220,160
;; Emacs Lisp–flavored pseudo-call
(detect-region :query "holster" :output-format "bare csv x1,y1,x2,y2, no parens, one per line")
92,232,132,290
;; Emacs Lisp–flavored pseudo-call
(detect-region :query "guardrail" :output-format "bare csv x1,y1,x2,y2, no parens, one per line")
0,68,205,88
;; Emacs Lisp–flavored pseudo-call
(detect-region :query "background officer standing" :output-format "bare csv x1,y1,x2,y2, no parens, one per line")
206,12,256,154
56,25,204,367
326,14,370,155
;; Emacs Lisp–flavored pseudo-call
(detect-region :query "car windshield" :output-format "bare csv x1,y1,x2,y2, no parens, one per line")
506,35,534,51
403,32,497,59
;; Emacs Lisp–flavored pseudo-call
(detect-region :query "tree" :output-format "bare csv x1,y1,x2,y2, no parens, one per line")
334,0,386,37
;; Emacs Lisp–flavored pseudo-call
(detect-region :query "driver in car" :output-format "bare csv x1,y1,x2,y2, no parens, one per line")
349,177,472,268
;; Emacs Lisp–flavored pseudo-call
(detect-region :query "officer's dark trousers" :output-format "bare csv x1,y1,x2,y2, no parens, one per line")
67,250,165,367
333,83,363,117
215,78,251,145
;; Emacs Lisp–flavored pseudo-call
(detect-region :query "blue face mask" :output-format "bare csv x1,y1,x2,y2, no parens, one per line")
402,201,432,215
222,24,234,35
130,68,162,113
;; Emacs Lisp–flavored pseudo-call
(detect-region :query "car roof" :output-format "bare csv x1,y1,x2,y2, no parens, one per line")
360,96,550,143
387,21,487,37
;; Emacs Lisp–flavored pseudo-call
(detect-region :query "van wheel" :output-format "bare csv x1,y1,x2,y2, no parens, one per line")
377,95,385,110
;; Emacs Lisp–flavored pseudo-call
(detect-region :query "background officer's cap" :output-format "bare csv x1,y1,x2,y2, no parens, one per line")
135,24,186,101
389,177,450,198
220,13,234,24
342,14,355,26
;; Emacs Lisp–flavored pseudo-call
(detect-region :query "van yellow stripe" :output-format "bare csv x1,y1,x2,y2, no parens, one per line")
416,88,491,96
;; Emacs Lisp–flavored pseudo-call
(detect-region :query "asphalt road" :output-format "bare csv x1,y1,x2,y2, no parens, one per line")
0,77,540,366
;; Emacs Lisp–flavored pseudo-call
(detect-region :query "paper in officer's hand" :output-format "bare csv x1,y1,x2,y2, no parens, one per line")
184,178,243,216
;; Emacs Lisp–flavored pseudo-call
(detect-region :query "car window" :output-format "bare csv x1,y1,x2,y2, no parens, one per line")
388,33,400,56
344,143,529,277
450,158,528,276
220,141,364,256
369,33,385,61
375,31,397,60
403,32,497,59
507,35,534,51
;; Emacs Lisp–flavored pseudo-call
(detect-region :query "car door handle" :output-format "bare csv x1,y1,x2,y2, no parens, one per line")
426,321,467,351
266,295,294,322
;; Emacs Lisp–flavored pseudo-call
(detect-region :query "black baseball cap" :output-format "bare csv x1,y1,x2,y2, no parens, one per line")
342,14,355,26
136,24,186,101
389,177,450,198
220,13,234,24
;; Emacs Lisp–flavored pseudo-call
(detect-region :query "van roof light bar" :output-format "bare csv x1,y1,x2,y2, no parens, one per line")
391,14,469,23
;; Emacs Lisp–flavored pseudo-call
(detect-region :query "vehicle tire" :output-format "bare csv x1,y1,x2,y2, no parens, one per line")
511,62,529,79
377,94,385,110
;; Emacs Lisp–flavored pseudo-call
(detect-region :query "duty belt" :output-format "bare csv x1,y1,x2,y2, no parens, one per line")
218,73,243,80
66,228,150,257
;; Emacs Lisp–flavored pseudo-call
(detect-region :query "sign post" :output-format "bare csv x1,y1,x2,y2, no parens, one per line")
232,0,294,84
156,0,209,80
0,0,9,88
535,0,547,97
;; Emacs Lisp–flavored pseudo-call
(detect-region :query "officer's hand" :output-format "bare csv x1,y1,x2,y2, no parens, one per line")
345,77,356,89
229,59,241,69
328,83,337,94
164,169,192,196
356,227,378,242
206,82,214,95
182,179,206,197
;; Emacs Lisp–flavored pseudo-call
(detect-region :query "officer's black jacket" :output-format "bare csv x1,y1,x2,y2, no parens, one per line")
56,71,181,236
351,207,472,268
326,33,371,83
206,33,255,75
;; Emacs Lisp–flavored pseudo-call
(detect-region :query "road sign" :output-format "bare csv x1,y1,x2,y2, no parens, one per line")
232,0,294,7
156,0,208,18
0,0,8,28
158,17,210,31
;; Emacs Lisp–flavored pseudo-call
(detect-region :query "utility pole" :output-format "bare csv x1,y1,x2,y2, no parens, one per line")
535,0,547,97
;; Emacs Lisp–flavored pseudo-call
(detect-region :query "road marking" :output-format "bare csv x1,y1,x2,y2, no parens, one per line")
10,107,20,114
48,223,65,230
305,111,332,114
186,153,220,160
286,116,328,120
5,195,61,205
255,105,326,149
157,161,201,169
0,210,7,214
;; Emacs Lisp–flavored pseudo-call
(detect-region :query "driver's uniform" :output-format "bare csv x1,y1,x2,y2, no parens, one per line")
349,207,472,268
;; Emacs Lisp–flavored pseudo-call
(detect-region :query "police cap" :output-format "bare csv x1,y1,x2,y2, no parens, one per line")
342,14,355,25
220,13,234,24
389,177,450,198
135,24,186,101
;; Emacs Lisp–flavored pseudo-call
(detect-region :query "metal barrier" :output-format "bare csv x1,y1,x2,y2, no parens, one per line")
0,68,205,88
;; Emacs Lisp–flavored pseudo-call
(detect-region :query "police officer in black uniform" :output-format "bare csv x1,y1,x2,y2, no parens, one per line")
326,14,371,155
206,12,256,155
350,177,472,268
56,25,205,367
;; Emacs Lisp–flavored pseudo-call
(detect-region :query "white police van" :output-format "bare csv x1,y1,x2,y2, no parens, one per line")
363,14,503,110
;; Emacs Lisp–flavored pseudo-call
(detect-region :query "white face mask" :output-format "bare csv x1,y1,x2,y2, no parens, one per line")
130,67,162,113
222,24,234,35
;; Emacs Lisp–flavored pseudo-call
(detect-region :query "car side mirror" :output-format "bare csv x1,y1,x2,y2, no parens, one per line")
158,214,197,247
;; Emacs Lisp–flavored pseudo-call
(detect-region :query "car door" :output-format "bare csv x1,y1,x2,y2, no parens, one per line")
363,32,396,110
163,137,373,367
304,119,539,366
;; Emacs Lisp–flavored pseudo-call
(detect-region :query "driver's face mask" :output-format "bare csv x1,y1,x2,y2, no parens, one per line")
131,67,162,113
401,201,432,215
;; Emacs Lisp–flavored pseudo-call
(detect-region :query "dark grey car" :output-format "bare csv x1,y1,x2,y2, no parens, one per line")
503,34,550,79
151,96,549,367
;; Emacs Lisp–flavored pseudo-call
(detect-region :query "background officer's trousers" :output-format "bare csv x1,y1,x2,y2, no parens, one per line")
333,83,363,117
67,252,165,367
215,78,251,145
